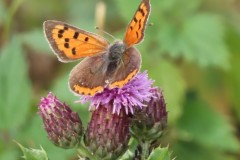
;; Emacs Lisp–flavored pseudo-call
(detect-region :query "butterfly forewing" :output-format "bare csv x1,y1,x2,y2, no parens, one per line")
44,20,109,62
123,0,151,48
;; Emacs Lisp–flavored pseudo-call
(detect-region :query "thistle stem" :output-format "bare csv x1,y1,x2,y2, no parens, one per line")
140,141,150,160
77,144,96,160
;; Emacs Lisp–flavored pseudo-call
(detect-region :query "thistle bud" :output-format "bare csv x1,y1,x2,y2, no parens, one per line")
130,88,167,142
38,92,83,149
84,106,130,160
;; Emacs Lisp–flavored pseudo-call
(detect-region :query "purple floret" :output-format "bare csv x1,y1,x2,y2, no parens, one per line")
79,71,155,115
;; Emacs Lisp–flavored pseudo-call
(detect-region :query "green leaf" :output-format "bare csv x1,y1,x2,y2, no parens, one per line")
225,28,240,122
0,0,7,24
115,0,139,21
15,141,48,160
119,138,138,160
176,95,240,152
67,0,96,30
173,141,237,160
0,38,31,129
142,58,186,125
18,29,51,53
0,149,18,160
119,150,135,160
148,147,172,160
19,116,76,160
158,13,230,69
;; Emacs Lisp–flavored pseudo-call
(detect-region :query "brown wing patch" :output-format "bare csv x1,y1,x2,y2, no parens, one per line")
109,47,141,89
123,0,151,47
69,47,141,96
109,69,138,89
69,55,108,96
44,20,109,62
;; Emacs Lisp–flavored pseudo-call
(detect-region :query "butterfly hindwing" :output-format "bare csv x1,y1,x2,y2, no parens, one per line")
44,20,109,62
69,47,141,96
123,0,151,47
69,54,108,96
109,47,141,89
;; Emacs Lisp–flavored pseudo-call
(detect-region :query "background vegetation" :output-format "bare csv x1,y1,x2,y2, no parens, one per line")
0,0,240,159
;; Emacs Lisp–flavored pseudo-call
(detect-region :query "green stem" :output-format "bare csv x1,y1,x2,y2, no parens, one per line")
77,144,96,160
3,0,25,42
140,141,150,160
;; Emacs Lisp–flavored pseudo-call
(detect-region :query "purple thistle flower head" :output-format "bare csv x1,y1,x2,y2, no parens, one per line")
79,71,154,115
38,92,83,149
130,88,168,142
84,106,130,159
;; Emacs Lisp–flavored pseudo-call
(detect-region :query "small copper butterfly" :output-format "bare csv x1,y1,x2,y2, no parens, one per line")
44,0,151,96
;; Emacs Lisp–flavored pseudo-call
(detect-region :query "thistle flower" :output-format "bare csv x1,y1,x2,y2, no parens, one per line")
84,106,130,160
80,71,154,115
130,88,168,142
38,92,83,149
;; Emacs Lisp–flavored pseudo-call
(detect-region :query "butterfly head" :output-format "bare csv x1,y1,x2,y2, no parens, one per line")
108,41,126,62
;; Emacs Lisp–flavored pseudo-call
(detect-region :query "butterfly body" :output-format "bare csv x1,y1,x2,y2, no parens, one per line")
108,41,126,62
44,0,150,96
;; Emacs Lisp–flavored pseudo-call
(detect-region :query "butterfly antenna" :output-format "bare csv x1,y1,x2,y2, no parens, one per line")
95,26,116,41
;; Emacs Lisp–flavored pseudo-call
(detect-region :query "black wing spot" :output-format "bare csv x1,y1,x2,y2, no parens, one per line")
73,32,79,39
130,26,133,30
136,31,139,38
64,43,69,48
72,48,76,55
139,8,145,16
84,37,89,42
138,23,142,30
58,34,63,38
133,17,138,23
65,38,69,42
64,26,68,30
58,29,64,34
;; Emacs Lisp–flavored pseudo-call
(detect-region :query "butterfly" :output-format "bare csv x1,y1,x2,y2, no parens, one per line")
44,0,151,96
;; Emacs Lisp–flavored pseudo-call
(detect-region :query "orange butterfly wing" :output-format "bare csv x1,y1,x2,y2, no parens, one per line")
123,0,151,48
44,20,109,62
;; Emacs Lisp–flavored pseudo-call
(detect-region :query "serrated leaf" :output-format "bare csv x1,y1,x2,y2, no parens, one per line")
0,38,31,129
182,14,229,68
16,141,48,160
158,12,230,69
177,96,240,152
148,147,172,160
119,150,135,160
119,138,138,160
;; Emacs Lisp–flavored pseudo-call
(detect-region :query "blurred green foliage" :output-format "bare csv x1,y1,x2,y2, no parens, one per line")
0,0,240,159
